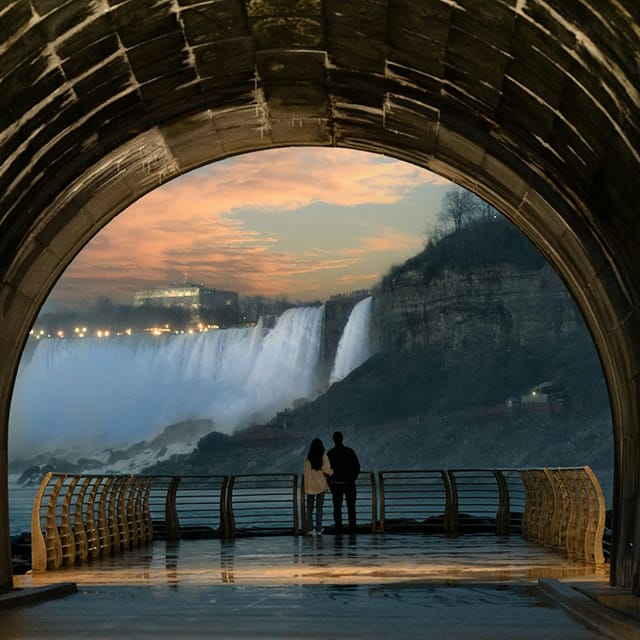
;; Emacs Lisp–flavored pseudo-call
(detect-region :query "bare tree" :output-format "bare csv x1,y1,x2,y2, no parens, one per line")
437,188,472,232
437,187,498,232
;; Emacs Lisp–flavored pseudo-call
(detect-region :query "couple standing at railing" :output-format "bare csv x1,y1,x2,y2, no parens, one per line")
303,431,361,536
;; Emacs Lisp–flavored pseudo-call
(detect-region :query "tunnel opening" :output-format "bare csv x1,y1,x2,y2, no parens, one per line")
6,148,613,589
0,0,638,597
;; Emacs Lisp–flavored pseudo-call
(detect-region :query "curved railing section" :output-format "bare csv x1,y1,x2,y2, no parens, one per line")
31,473,153,572
30,466,606,572
378,470,452,533
227,473,299,537
520,466,605,564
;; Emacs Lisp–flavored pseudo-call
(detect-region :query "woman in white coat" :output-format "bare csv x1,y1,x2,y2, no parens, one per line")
303,438,333,535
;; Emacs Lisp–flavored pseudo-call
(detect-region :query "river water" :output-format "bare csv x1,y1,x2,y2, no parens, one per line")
9,483,37,536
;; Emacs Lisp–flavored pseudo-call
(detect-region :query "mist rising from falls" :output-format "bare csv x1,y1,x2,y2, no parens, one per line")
9,305,326,458
330,296,373,384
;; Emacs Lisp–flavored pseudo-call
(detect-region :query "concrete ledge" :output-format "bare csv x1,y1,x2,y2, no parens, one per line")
0,583,77,610
538,579,640,640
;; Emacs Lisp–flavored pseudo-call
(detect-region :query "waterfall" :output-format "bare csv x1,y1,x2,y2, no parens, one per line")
330,296,373,384
9,305,325,457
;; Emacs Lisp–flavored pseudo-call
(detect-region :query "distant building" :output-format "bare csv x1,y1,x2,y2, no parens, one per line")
133,284,240,326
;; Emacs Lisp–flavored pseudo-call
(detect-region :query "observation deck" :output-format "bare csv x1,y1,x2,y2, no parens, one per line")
2,467,638,638
3,533,626,639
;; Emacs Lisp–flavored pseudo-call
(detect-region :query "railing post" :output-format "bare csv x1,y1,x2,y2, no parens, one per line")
45,474,66,570
59,476,79,566
126,477,139,547
97,476,115,555
30,472,53,572
378,472,386,533
165,476,182,541
493,470,510,535
116,476,131,549
292,474,300,535
219,476,229,538
86,476,104,558
142,477,154,544
299,473,307,535
542,468,559,548
132,476,145,545
582,466,606,564
108,476,125,553
445,470,458,533
225,476,236,539
73,476,91,563
369,472,377,533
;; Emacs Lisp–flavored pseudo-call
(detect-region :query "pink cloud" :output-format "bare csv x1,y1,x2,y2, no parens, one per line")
359,228,424,253
51,148,444,305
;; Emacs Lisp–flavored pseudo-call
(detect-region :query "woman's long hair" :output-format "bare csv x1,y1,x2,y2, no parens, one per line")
306,438,325,471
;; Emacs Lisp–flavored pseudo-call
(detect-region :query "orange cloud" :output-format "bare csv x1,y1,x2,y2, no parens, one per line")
51,148,445,306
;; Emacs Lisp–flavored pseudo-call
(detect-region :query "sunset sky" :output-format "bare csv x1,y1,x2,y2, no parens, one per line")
44,147,452,309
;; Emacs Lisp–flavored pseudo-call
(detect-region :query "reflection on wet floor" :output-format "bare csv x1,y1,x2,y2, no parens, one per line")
15,532,609,588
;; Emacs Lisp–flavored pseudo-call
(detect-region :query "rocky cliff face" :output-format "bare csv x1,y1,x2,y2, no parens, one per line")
372,263,581,363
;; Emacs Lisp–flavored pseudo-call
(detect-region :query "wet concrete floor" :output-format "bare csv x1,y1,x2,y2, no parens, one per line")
1,533,617,638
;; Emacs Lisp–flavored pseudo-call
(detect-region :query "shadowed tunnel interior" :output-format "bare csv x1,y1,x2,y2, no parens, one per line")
1,0,639,592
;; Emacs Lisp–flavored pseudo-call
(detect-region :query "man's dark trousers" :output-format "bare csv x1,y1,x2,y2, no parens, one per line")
331,481,357,532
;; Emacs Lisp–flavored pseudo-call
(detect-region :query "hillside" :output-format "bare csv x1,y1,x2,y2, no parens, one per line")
141,216,613,497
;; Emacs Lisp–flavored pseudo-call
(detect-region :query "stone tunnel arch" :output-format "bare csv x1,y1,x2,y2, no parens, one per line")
1,0,639,593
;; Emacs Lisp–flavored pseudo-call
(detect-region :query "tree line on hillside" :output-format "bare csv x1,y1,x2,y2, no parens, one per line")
384,188,546,288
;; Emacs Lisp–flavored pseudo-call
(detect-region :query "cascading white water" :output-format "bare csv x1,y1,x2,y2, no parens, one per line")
9,305,326,457
329,296,373,384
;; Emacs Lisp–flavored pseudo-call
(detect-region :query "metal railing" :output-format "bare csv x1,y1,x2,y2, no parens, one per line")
520,466,605,563
30,466,607,572
227,473,299,537
31,472,153,571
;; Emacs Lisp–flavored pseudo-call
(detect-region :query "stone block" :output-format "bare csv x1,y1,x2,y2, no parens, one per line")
181,1,247,45
193,38,254,78
128,32,191,84
264,82,327,118
60,32,121,79
35,1,92,41
161,113,225,172
246,0,321,18
256,50,327,83
269,116,331,145
110,0,182,48
250,17,323,49
452,0,517,51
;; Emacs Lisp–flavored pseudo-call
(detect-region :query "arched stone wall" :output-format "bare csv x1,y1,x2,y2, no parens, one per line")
1,0,639,592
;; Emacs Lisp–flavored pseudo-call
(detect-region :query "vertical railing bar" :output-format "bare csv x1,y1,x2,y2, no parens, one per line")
142,476,154,544
30,472,53,572
45,474,66,570
445,470,458,533
292,474,299,535
220,475,229,538
59,476,79,565
117,476,132,550
97,476,115,556
86,476,103,559
583,465,606,564
73,476,91,564
165,476,181,542
493,470,510,535
378,472,386,533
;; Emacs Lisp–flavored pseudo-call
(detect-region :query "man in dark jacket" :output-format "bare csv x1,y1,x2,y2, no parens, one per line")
327,430,360,533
